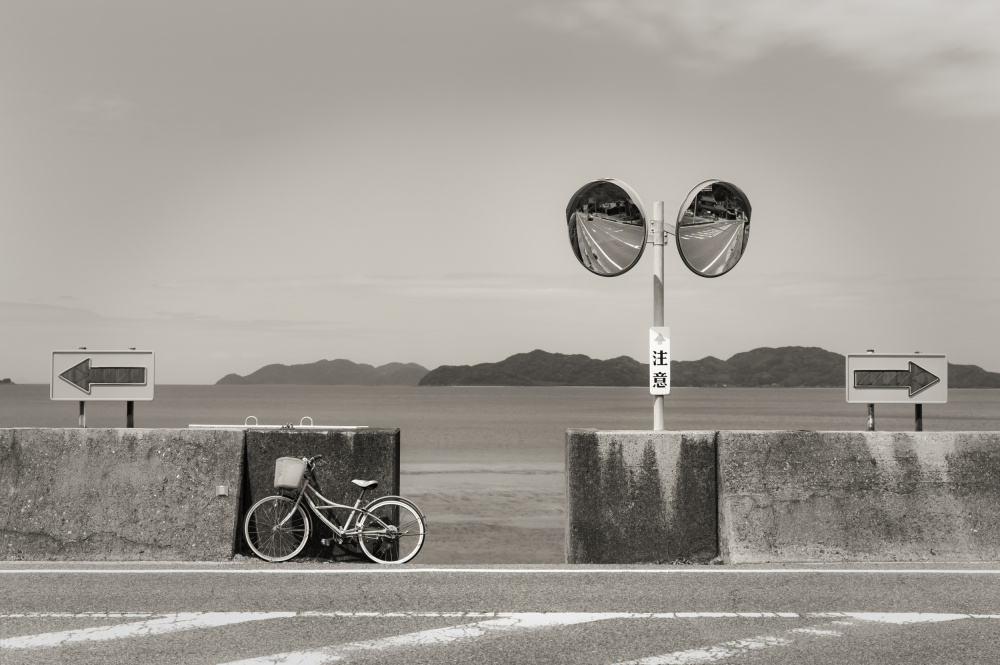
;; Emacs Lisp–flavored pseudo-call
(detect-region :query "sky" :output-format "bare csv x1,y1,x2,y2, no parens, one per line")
2,0,999,384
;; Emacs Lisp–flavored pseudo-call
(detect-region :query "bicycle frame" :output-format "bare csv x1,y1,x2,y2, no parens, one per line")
276,479,403,543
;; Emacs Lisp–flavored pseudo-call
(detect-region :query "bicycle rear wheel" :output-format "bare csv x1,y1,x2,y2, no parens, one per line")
244,495,310,562
357,498,425,564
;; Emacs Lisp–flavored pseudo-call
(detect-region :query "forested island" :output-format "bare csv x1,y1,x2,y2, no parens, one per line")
217,359,429,386
0,378,13,384
217,347,1000,388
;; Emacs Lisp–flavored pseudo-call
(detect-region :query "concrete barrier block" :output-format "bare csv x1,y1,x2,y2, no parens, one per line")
244,428,400,556
0,428,244,560
566,429,717,564
718,431,1000,563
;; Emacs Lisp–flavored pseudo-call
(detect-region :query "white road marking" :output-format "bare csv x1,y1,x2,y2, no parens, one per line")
699,225,741,273
609,611,974,665
2,612,158,618
3,611,997,662
217,612,630,665
814,612,970,624
0,611,809,620
579,221,623,271
9,567,1000,574
613,633,797,665
0,612,295,650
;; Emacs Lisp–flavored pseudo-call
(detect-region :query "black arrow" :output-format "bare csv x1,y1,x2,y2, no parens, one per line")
853,361,940,398
59,358,147,394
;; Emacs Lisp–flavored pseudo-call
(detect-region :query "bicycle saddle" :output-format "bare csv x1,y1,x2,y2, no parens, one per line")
352,479,379,489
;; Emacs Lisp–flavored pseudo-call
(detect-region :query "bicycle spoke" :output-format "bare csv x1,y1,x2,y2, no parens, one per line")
244,495,310,562
357,499,424,564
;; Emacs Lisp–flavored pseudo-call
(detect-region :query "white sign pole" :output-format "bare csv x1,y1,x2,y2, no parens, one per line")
652,201,665,430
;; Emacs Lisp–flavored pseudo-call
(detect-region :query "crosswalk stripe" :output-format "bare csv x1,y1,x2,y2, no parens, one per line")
608,611,973,664
610,622,850,665
4,610,998,662
0,612,296,650
217,613,631,665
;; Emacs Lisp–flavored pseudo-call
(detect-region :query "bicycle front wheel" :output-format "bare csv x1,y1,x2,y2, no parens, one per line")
357,498,425,564
244,495,311,562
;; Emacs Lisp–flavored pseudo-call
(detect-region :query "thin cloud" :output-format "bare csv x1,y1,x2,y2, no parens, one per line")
524,0,1000,115
72,94,136,121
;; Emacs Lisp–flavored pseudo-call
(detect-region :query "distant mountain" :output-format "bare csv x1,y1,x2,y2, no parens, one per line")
949,363,1000,388
710,346,845,387
216,359,429,386
418,350,645,386
216,348,1000,388
418,347,1000,388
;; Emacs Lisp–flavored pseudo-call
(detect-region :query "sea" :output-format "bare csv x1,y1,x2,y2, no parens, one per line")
3,384,999,563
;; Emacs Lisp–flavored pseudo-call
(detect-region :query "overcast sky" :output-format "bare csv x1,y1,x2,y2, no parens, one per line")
2,0,999,384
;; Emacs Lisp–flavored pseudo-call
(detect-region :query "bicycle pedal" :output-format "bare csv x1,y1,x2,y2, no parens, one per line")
320,538,334,547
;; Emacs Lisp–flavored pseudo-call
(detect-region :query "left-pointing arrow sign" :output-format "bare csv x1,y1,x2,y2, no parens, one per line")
854,361,940,398
59,358,147,394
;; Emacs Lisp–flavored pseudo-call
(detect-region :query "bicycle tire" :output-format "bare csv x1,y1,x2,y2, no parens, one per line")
357,498,425,564
244,495,311,562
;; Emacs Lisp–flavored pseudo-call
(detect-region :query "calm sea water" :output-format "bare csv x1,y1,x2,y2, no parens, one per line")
2,384,998,460
4,384,998,562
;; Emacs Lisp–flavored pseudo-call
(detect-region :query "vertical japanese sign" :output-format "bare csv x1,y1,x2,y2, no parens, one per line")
650,327,670,395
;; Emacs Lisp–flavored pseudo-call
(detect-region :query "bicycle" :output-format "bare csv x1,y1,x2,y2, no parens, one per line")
243,455,426,564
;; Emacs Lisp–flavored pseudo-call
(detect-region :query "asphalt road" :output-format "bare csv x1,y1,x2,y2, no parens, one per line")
4,562,1000,664
575,215,644,274
678,219,745,275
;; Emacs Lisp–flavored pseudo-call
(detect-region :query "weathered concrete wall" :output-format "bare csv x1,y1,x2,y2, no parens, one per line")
566,429,717,564
1,428,243,560
719,431,1000,563
244,428,400,556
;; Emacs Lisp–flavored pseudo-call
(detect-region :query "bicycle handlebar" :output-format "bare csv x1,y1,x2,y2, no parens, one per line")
305,454,323,467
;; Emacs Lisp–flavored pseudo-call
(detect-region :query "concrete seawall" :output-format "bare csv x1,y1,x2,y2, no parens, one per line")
1,428,243,560
567,430,1000,564
565,429,717,564
719,431,1000,563
244,428,400,557
1,427,401,561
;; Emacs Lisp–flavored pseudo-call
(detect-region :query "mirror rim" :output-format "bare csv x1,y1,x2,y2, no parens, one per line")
566,177,648,278
675,179,751,279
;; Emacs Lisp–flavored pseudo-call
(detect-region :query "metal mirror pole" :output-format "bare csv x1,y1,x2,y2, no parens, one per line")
653,201,665,431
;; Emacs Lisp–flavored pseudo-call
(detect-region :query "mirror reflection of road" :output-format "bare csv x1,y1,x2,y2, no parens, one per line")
574,214,644,275
678,216,747,276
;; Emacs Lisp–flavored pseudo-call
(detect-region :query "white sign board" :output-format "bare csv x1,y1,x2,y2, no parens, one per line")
51,350,155,401
845,353,947,404
649,327,670,395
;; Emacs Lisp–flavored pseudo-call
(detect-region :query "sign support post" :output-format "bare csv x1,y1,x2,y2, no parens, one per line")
78,347,87,429
652,201,665,430
914,351,922,432
866,349,875,431
126,347,136,428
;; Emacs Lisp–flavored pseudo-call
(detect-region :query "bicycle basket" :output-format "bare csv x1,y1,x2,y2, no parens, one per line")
274,457,307,489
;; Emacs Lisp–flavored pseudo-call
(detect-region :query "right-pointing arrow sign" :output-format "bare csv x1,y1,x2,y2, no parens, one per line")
854,362,940,397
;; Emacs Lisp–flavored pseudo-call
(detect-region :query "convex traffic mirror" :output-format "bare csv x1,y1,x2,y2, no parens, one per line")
675,180,751,278
566,179,647,277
